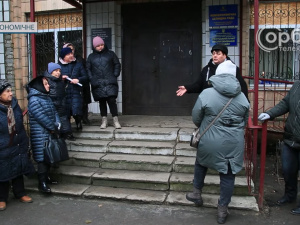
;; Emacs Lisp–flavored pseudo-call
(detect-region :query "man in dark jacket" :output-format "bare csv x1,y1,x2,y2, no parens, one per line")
176,44,248,99
258,81,300,215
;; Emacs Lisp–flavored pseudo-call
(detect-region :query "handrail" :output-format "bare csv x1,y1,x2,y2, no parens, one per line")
245,116,268,208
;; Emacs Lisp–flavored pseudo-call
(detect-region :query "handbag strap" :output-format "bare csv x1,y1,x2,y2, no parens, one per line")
197,97,233,139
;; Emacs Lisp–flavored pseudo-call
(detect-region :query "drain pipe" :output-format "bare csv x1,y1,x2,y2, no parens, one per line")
30,0,37,78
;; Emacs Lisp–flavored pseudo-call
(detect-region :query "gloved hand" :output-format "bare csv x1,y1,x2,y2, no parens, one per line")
258,113,270,121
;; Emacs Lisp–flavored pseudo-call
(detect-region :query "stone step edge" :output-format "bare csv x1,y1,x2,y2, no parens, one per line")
24,181,258,211
51,166,250,187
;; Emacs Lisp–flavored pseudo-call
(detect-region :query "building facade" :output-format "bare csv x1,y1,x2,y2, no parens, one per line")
3,0,300,115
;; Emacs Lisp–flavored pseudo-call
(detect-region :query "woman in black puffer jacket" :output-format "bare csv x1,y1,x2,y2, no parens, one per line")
86,36,121,129
44,63,72,139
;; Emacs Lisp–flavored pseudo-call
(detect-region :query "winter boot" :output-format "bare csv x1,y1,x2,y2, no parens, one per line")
82,104,90,125
217,204,229,224
66,133,76,141
74,115,82,130
113,116,121,129
46,173,58,184
186,187,203,206
100,117,108,129
38,173,51,193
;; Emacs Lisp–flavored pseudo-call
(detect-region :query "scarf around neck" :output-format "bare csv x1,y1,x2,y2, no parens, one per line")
0,100,16,135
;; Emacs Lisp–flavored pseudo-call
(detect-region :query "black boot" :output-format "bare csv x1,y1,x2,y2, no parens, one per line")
65,133,76,141
46,174,58,184
38,173,51,193
82,105,90,125
186,187,203,206
74,115,82,131
217,204,229,224
291,206,300,215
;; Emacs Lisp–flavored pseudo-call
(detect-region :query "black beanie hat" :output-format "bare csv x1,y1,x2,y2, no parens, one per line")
60,47,73,59
211,44,228,55
0,79,11,95
28,76,48,94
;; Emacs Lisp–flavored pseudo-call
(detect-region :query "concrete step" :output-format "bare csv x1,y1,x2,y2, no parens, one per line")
67,139,176,156
114,127,178,141
178,128,195,142
170,172,252,196
73,126,114,140
108,140,175,155
61,152,105,167
175,142,197,157
92,168,170,191
23,180,258,211
50,165,250,195
67,139,110,153
174,156,246,176
100,154,175,172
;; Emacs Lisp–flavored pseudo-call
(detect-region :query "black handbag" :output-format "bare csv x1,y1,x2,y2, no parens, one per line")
44,133,69,164
190,98,233,148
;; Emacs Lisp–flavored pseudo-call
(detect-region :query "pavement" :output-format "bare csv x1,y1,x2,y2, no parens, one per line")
1,115,299,224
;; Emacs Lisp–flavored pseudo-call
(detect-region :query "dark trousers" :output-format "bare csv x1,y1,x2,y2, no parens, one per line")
0,175,26,202
38,162,50,175
99,97,118,117
281,143,300,201
193,159,236,206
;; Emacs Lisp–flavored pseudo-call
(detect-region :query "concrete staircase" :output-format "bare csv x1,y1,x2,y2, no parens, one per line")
25,115,259,211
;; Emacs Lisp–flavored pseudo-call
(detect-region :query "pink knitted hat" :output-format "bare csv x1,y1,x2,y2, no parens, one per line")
93,36,104,48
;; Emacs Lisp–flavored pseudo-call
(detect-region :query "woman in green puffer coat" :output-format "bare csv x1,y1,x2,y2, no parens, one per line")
186,61,250,224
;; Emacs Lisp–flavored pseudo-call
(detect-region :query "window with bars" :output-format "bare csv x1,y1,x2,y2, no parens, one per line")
249,28,300,82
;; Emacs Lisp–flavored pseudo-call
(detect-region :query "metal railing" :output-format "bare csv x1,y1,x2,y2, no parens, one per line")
244,77,293,209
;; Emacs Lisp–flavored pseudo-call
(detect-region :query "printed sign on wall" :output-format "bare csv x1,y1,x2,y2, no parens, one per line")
209,28,237,47
209,5,238,27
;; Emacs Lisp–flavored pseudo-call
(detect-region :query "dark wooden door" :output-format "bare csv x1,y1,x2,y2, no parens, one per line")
122,2,201,115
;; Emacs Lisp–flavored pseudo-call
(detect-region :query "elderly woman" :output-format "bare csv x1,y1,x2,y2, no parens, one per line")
27,76,61,194
186,61,250,224
0,79,35,211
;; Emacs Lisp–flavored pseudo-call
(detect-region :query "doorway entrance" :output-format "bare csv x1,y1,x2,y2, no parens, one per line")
122,2,201,115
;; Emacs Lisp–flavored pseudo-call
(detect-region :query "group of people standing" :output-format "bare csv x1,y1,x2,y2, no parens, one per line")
0,36,121,210
1,39,299,223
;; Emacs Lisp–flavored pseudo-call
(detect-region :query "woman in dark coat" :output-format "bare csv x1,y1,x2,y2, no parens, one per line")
27,76,61,194
44,62,72,139
86,36,121,129
58,47,88,134
63,43,91,125
0,79,35,211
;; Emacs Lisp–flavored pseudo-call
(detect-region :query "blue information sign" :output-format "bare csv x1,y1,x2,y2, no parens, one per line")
210,28,237,47
209,5,238,27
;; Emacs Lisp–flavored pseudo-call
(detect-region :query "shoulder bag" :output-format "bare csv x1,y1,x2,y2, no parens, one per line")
44,133,69,164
